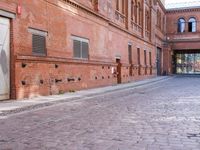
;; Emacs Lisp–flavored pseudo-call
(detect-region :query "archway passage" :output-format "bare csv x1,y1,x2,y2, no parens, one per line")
0,17,10,100
174,50,200,74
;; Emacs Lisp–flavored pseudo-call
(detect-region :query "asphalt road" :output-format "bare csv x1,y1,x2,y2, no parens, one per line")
0,76,200,150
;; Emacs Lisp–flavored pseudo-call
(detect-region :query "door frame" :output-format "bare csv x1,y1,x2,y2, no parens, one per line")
0,17,11,100
0,10,16,100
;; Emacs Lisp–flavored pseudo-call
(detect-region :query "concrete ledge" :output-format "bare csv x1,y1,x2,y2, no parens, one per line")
0,9,16,19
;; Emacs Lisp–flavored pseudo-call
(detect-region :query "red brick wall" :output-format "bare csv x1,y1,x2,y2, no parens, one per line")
165,8,200,74
0,0,161,99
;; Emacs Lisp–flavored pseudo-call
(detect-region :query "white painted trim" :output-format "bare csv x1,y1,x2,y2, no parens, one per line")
128,42,132,45
115,55,121,59
28,28,48,36
71,36,89,43
0,9,15,19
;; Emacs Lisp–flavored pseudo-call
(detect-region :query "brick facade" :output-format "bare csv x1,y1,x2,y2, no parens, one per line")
165,7,200,74
1,0,190,100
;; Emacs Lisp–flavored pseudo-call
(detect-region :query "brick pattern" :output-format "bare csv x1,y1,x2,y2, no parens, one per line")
1,77,200,149
0,0,165,99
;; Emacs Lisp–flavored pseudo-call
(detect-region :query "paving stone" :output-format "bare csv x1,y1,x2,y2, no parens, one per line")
0,76,200,149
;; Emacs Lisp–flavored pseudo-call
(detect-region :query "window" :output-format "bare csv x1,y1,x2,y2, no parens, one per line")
145,9,150,31
134,0,137,23
122,0,125,14
116,0,119,11
177,18,185,33
138,2,142,26
72,36,89,59
188,17,196,32
149,52,152,66
131,0,134,21
116,0,125,14
91,0,98,11
144,50,147,65
32,35,46,55
128,44,132,64
137,48,141,75
128,44,132,76
157,10,162,29
137,48,140,65
28,28,47,56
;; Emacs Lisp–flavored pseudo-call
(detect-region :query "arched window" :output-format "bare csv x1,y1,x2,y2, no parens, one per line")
177,18,185,33
188,17,197,32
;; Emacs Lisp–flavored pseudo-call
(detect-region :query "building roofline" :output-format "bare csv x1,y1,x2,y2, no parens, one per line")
166,6,200,13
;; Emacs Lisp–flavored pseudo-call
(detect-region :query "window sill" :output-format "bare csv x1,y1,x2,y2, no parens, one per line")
73,57,89,61
32,53,47,57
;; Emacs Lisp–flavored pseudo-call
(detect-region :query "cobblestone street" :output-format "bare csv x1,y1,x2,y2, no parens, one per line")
1,76,200,150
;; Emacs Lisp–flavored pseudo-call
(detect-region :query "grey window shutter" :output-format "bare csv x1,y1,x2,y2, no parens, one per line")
82,42,89,59
73,40,81,58
32,34,46,55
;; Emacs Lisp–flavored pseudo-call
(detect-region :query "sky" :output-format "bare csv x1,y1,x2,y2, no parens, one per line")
166,0,200,8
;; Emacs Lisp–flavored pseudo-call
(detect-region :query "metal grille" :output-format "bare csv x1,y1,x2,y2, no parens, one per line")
32,34,46,55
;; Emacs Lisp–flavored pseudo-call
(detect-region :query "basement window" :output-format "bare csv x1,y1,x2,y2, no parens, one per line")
72,36,89,59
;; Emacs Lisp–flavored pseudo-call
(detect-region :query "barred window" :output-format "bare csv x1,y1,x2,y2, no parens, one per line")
72,36,89,59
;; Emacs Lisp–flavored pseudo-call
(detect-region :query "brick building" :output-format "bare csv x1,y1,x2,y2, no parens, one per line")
165,6,200,75
0,0,198,100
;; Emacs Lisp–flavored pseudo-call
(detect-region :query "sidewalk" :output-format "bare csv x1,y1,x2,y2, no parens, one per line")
0,76,172,116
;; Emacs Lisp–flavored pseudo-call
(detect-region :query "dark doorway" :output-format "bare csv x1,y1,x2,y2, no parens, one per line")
128,44,132,76
116,58,122,84
137,48,141,75
157,47,162,75
144,50,147,75
149,52,152,75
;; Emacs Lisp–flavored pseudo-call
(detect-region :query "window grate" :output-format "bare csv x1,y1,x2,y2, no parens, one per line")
73,38,89,59
32,34,46,55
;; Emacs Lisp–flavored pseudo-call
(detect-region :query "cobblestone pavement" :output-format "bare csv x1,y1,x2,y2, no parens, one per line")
1,76,200,150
